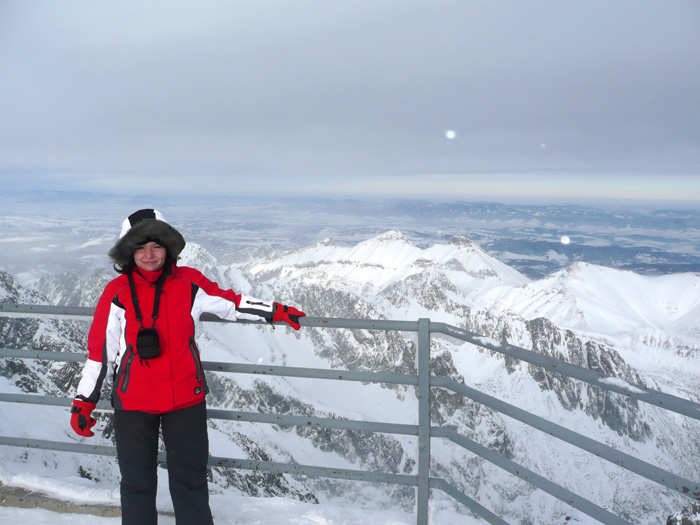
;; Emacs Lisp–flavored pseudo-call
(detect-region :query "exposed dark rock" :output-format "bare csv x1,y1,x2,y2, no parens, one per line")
464,307,652,441
667,503,700,525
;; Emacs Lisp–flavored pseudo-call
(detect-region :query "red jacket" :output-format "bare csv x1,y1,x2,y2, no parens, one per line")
75,264,273,413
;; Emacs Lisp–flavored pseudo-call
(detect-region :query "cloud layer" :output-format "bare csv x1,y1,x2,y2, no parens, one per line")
2,1,699,199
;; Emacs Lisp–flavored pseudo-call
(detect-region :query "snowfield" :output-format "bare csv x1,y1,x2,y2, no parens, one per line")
0,496,480,525
0,462,480,524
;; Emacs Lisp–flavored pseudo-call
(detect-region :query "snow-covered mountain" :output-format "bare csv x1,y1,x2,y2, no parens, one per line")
1,232,698,524
248,231,527,297
471,261,700,406
476,261,700,338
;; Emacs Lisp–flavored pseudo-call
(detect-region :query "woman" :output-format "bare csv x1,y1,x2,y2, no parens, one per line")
70,208,305,525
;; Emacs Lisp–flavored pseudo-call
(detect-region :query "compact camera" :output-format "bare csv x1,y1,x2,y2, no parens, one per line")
136,327,161,359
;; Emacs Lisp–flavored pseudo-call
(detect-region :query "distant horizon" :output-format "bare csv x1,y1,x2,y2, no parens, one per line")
3,185,699,212
1,188,697,280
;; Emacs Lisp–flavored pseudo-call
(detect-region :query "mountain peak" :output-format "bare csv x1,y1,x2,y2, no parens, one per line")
178,242,223,281
448,235,476,248
179,242,216,264
568,261,593,271
372,230,408,242
561,261,630,279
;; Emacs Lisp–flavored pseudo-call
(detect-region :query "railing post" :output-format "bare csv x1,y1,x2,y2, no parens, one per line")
416,318,431,525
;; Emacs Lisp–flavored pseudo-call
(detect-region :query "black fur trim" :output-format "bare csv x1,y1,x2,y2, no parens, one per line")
108,219,185,268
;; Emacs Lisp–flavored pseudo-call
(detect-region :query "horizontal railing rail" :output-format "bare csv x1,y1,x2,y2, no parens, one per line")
0,347,420,385
1,303,699,525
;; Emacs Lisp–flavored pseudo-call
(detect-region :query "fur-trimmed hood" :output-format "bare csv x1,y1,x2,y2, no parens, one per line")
108,209,185,268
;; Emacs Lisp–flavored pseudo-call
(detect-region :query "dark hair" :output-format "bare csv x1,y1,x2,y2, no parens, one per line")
113,250,176,274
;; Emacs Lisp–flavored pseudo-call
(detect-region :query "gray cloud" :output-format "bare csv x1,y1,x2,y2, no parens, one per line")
1,0,699,199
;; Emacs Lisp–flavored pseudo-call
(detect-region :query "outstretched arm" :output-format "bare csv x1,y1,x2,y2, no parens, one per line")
183,267,306,330
235,297,306,330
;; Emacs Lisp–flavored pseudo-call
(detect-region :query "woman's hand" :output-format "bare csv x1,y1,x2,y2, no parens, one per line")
70,399,97,437
272,303,306,330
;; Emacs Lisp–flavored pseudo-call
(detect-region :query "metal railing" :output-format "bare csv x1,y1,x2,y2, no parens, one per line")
0,303,699,525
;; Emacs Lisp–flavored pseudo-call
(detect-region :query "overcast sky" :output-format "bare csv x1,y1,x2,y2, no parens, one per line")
1,1,699,203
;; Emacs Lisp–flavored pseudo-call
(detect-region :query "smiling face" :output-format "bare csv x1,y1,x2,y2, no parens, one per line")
133,241,167,272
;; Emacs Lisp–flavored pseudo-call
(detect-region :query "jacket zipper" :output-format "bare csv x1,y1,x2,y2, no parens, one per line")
120,346,135,394
189,337,203,384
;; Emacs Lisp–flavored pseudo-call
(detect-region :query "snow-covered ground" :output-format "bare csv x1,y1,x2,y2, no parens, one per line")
0,499,473,525
0,485,483,525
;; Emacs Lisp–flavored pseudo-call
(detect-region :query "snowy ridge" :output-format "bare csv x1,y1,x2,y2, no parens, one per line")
248,231,528,299
476,261,700,339
178,242,225,283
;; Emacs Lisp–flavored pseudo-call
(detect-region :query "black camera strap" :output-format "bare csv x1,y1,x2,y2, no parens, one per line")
127,269,168,329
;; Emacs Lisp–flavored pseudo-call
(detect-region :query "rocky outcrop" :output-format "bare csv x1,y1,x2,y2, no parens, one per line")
667,504,700,525
464,307,652,440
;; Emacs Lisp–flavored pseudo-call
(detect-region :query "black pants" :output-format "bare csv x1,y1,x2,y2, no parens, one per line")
114,402,214,525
